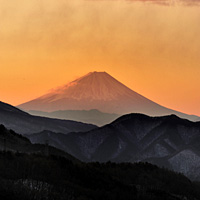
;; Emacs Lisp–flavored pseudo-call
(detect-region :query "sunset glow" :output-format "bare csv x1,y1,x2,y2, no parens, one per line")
1,0,200,115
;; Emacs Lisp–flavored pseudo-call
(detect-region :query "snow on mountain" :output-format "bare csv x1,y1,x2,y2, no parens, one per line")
18,71,199,121
169,150,200,180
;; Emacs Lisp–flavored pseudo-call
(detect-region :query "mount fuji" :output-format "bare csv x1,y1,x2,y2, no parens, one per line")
18,71,199,122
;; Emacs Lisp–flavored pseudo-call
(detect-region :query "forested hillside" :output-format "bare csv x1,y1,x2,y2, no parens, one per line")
0,152,199,200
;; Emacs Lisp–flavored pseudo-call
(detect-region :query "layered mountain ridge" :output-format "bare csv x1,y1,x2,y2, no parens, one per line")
28,113,200,180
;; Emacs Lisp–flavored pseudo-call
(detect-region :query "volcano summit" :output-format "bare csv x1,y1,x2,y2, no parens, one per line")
18,72,199,121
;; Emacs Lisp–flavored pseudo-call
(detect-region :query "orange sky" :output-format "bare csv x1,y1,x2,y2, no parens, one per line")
0,0,200,116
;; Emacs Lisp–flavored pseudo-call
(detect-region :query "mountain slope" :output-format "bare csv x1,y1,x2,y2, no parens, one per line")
27,113,200,180
0,101,96,135
0,124,79,162
18,71,199,122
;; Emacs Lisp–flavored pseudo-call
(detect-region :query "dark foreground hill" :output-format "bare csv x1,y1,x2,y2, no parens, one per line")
28,113,200,180
0,101,96,134
1,122,200,199
0,124,78,162
0,152,200,200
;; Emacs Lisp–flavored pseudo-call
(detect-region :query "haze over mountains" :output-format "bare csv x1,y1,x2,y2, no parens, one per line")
18,71,199,124
0,101,96,135
3,70,200,180
2,97,200,181
29,109,120,126
2,71,200,182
